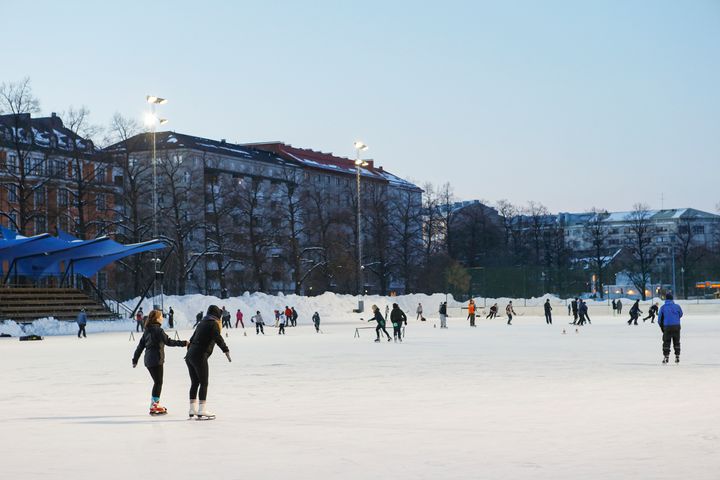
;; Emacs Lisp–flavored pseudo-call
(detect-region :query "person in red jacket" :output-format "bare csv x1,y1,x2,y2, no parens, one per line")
284,306,293,327
235,309,244,328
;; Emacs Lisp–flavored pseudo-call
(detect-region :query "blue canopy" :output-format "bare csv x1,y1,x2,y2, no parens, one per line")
0,227,167,281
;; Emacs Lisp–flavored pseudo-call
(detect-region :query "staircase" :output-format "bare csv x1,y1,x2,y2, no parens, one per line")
0,287,119,323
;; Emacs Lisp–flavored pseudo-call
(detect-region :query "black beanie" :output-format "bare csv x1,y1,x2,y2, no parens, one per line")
207,304,222,319
666,293,673,300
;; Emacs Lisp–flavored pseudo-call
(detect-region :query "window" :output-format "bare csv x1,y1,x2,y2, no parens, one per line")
95,165,106,183
183,171,191,184
34,216,46,234
34,187,46,207
58,188,69,206
692,225,705,235
95,193,106,210
8,184,18,203
7,153,18,173
8,212,18,231
97,271,108,290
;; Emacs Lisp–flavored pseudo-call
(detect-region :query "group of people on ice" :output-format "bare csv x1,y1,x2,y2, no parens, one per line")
368,303,407,342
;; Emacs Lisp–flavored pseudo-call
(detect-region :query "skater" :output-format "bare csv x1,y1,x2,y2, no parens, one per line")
220,307,230,329
194,311,203,327
251,311,265,335
235,309,244,329
136,307,144,332
284,306,293,327
416,303,423,321
578,300,591,325
627,300,642,326
643,303,659,323
185,305,231,420
168,307,174,329
278,312,286,335
368,304,392,342
467,299,476,327
274,310,280,327
291,307,298,327
616,299,623,315
544,299,553,325
570,299,579,324
76,308,87,338
390,303,407,342
312,312,321,333
611,299,617,315
132,309,188,416
439,302,448,328
486,303,498,319
506,301,516,325
658,293,683,364
567,303,571,316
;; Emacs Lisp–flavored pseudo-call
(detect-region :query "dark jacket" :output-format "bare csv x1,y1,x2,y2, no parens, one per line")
648,304,658,316
291,308,298,321
390,307,407,326
630,302,642,316
571,300,578,313
439,303,447,315
368,311,386,327
133,324,186,368
312,313,320,325
187,316,229,358
544,302,552,313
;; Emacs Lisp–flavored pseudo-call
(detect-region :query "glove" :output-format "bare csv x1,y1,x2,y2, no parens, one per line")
132,360,137,368
225,351,232,363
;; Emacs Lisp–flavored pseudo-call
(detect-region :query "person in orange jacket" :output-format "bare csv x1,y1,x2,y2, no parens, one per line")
467,299,477,327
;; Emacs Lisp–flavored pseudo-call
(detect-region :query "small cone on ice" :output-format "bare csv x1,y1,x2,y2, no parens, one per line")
575,328,579,333
243,331,247,336
562,329,566,335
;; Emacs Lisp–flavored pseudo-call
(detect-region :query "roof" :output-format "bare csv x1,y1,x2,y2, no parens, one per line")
0,113,95,155
104,132,292,167
247,142,421,191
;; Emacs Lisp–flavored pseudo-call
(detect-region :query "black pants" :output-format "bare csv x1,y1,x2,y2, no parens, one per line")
136,320,143,332
256,323,264,334
572,311,578,323
486,312,496,319
279,324,285,334
169,318,174,328
545,312,552,324
314,322,320,332
147,364,164,398
662,325,681,357
376,325,391,339
468,314,475,326
393,325,403,340
643,314,656,322
186,355,209,401
507,314,512,324
77,325,86,337
628,314,639,325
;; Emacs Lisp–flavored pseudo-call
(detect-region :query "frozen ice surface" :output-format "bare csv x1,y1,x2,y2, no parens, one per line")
2,298,720,479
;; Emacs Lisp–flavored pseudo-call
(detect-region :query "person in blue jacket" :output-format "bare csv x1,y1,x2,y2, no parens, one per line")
76,308,87,338
658,293,683,364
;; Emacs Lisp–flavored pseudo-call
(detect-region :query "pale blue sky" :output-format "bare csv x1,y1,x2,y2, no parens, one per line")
3,0,719,213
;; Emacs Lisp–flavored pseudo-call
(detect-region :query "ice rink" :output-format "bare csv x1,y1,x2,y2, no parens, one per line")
2,306,720,479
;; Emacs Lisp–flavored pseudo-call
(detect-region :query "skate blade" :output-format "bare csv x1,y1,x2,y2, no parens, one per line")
149,411,168,416
196,415,216,421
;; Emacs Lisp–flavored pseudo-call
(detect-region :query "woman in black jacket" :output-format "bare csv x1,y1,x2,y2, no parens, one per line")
186,305,231,420
132,309,188,416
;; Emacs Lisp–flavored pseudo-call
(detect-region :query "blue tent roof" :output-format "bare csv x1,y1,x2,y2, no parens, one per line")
0,227,167,280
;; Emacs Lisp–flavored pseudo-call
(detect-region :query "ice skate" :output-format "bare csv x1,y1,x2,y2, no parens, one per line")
188,400,198,419
149,401,168,416
374,338,380,342
675,355,680,364
196,402,216,421
662,356,669,364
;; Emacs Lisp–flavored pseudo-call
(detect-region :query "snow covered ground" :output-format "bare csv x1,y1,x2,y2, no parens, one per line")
2,296,720,479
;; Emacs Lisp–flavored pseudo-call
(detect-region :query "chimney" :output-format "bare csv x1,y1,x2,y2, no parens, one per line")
220,139,226,144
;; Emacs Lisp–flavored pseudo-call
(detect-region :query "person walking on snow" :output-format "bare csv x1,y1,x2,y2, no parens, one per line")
252,311,265,335
312,312,321,333
291,307,298,327
644,303,659,323
627,300,642,325
544,299,553,325
390,303,407,342
616,299,623,315
185,305,231,420
274,310,280,327
567,303,571,316
578,300,591,325
132,309,188,416
168,307,175,329
611,299,617,315
284,306,293,327
235,309,244,328
76,308,87,338
506,301,516,325
439,302,448,328
570,299,579,324
416,303,423,321
658,293,683,364
467,299,476,327
368,304,392,342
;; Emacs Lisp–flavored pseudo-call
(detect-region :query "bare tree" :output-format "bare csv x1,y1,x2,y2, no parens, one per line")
438,182,455,256
496,199,517,249
389,189,423,292
583,208,612,299
0,78,50,235
421,182,443,267
525,201,549,265
364,182,393,294
624,203,658,300
278,167,307,294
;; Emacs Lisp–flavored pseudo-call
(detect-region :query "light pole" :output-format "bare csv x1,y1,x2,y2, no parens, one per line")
354,140,368,313
145,95,167,309
681,266,685,299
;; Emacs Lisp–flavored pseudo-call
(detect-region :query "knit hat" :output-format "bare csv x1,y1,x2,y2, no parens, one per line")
207,305,222,319
666,293,674,300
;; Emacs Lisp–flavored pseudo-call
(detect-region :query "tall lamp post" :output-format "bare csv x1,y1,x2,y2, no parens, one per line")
145,95,168,309
354,141,368,313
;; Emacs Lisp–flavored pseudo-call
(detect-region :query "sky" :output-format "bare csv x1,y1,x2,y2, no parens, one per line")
2,0,719,214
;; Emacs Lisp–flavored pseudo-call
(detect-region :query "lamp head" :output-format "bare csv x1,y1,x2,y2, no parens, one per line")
353,141,368,151
146,95,168,105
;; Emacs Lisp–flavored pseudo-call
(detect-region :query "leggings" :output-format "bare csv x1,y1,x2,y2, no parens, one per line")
376,325,391,339
186,355,210,401
393,325,403,340
147,364,164,398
